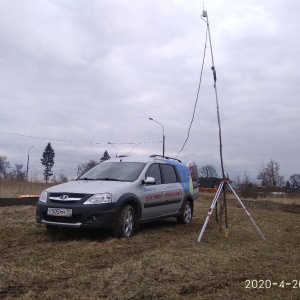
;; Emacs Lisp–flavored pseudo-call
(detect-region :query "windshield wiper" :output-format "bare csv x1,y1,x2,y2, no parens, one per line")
77,178,96,181
96,177,124,181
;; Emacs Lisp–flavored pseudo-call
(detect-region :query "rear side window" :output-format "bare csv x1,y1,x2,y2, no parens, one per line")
161,164,178,184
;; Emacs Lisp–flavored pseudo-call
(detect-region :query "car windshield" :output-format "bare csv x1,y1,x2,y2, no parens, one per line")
78,162,146,182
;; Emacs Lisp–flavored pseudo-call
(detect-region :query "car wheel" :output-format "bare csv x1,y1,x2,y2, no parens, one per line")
177,201,193,224
113,205,135,238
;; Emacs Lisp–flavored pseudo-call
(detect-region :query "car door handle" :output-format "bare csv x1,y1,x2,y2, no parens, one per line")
161,190,165,193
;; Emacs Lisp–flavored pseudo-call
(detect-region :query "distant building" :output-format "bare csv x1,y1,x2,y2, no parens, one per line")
198,177,222,193
199,177,222,188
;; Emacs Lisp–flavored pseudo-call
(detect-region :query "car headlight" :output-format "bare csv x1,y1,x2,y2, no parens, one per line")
84,193,112,205
39,191,48,203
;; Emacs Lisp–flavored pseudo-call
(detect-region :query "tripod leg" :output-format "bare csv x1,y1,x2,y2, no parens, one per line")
215,200,219,222
198,183,223,242
218,181,228,236
227,182,266,240
219,196,224,233
224,182,229,237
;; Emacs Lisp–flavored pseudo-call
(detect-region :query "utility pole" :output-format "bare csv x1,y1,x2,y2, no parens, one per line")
149,118,165,158
26,146,34,181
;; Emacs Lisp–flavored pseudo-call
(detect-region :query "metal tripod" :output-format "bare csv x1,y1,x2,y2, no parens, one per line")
197,180,266,242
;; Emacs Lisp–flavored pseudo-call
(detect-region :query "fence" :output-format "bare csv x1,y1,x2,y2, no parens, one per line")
0,197,38,207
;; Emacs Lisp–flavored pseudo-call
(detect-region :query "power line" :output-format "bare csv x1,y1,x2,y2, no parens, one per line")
0,130,161,145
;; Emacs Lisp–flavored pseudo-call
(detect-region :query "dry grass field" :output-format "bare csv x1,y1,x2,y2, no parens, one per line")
0,192,299,300
0,180,53,198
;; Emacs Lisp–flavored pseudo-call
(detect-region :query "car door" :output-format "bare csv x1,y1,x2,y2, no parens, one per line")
141,163,165,219
159,163,184,215
141,163,184,219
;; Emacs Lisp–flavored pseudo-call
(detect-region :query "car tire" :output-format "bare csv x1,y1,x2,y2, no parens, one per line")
177,201,193,224
113,205,135,238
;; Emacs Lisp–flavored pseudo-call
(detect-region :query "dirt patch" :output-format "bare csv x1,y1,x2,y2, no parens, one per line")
243,199,300,214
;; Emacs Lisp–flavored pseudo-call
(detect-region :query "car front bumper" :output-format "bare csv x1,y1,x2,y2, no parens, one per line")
36,201,119,229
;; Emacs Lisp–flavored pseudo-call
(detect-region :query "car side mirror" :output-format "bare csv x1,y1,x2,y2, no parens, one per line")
143,176,156,185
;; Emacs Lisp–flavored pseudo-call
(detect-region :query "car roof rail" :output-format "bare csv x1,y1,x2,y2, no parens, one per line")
149,154,182,163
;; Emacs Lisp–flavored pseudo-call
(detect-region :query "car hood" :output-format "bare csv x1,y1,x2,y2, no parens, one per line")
45,180,132,194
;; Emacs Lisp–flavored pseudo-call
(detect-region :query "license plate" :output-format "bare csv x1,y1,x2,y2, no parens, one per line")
47,208,72,217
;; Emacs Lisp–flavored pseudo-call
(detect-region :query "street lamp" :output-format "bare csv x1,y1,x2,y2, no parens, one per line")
26,146,34,181
149,118,165,158
108,142,118,157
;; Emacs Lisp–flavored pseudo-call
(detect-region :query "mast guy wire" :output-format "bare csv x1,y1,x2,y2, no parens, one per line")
176,26,208,158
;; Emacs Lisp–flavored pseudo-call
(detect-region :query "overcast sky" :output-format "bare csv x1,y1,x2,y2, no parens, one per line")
0,0,299,182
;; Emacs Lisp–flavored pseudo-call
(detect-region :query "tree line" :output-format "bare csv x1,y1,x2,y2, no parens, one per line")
199,160,300,191
1,142,299,191
0,142,111,183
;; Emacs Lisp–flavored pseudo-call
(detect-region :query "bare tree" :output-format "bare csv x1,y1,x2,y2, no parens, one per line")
257,159,284,187
58,173,69,183
51,173,69,184
0,156,11,179
199,165,218,178
236,171,251,188
288,174,300,190
77,160,98,177
235,171,256,198
10,164,26,180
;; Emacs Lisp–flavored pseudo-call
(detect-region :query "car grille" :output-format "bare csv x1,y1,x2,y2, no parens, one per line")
48,193,89,204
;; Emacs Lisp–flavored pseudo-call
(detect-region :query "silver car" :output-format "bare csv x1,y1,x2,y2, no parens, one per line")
36,155,199,237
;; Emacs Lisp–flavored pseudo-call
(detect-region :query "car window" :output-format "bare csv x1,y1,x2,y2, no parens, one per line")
161,164,178,183
145,163,162,184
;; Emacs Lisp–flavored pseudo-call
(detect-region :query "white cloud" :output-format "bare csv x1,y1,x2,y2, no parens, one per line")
0,0,299,182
